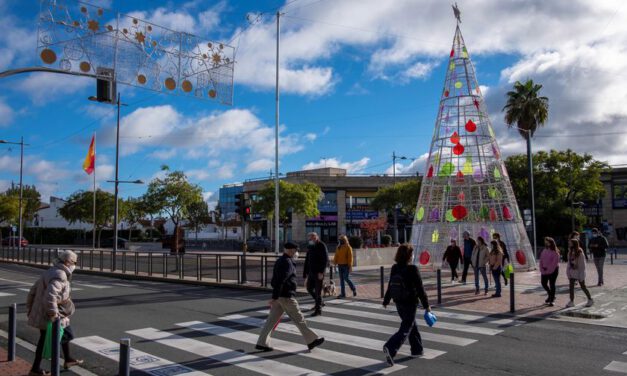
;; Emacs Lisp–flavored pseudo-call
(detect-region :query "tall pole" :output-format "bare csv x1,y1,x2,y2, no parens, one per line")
274,11,281,254
93,132,97,250
392,152,398,244
113,94,121,256
18,136,24,253
526,134,537,257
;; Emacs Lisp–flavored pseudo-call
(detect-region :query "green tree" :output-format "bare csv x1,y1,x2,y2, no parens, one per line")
58,189,117,247
0,194,19,224
370,179,422,217
503,79,549,246
121,197,146,241
187,200,211,240
504,149,608,239
255,180,322,240
5,185,41,223
141,167,204,252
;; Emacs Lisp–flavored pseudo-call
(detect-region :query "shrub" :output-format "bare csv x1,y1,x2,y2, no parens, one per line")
381,234,392,246
348,236,363,249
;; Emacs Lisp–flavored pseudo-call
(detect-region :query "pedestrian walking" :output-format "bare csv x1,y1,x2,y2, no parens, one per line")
256,242,325,352
382,244,431,366
568,231,588,261
588,227,609,286
443,239,463,283
539,237,560,306
488,240,504,297
461,231,476,284
492,233,511,286
303,232,329,316
566,239,594,308
472,236,490,295
26,250,83,376
333,235,356,298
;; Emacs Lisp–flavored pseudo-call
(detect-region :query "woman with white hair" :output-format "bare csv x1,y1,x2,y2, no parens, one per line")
26,250,83,376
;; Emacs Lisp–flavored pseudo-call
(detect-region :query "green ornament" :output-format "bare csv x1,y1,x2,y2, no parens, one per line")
489,125,495,139
455,81,462,89
463,159,473,174
439,162,455,176
445,184,451,193
494,167,502,180
446,209,456,222
479,206,489,219
449,62,455,70
416,207,425,221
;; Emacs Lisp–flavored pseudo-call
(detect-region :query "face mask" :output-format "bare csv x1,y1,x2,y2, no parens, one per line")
68,264,76,273
308,240,315,246
292,251,299,260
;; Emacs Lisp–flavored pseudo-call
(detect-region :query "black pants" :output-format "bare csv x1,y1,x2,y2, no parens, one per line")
306,273,323,310
449,262,459,280
32,325,74,372
540,268,559,302
461,256,472,282
569,279,592,302
384,302,423,358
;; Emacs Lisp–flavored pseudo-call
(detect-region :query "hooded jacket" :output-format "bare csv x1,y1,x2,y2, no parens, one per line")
26,262,74,330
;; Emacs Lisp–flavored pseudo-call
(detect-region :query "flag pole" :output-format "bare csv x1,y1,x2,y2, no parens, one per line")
92,132,96,250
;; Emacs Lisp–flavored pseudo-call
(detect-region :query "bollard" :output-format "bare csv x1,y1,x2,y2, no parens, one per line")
330,265,333,281
119,338,131,376
509,272,515,313
8,303,16,361
380,266,385,298
436,269,442,305
51,319,61,376
611,252,614,265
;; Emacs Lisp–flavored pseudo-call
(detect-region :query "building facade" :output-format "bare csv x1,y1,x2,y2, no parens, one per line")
243,167,418,244
600,166,627,245
31,196,90,230
217,184,243,221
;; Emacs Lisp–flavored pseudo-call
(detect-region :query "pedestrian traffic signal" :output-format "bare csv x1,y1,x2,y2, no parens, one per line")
235,193,244,218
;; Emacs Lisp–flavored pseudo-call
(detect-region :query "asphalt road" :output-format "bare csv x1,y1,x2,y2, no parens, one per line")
1,263,627,376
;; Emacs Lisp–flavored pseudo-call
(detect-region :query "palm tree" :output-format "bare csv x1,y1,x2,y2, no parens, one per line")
503,79,549,256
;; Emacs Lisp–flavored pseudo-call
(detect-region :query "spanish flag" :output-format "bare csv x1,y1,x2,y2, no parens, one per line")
83,135,95,175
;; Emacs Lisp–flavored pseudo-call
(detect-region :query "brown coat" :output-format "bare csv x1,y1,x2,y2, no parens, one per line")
488,251,504,271
26,263,74,330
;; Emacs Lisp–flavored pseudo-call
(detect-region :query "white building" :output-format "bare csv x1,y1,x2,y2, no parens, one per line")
31,197,90,230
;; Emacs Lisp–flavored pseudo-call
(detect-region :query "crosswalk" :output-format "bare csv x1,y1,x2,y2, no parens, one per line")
604,350,627,374
0,280,139,297
71,299,525,375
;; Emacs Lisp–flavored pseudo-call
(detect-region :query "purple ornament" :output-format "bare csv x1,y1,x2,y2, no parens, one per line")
429,208,440,221
479,227,489,241
473,169,484,182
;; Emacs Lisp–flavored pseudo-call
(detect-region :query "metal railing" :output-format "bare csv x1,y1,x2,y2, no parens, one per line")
0,245,280,287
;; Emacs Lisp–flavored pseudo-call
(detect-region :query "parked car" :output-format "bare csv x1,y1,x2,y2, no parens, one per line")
246,236,272,253
1,236,29,247
100,237,128,249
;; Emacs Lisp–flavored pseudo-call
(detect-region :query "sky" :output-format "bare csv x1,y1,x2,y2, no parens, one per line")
1,0,626,209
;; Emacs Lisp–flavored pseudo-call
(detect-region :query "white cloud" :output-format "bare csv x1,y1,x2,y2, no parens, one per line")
16,74,92,104
0,98,14,127
385,153,429,175
302,157,370,173
149,149,177,160
304,133,317,142
245,159,274,173
346,83,370,96
402,61,437,80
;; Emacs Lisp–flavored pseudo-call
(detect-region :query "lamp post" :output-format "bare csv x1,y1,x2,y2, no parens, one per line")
392,152,415,244
0,138,29,253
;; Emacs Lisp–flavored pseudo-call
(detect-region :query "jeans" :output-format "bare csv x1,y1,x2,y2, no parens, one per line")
449,262,459,280
337,265,356,296
474,266,488,292
569,279,592,302
593,257,605,284
491,267,502,296
32,325,74,372
461,256,472,282
306,273,323,310
384,302,423,358
541,268,559,302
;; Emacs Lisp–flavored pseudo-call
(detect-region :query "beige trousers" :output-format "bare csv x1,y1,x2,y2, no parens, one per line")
257,297,318,347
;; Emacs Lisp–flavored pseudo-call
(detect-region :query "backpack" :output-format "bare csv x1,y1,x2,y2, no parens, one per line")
388,266,415,301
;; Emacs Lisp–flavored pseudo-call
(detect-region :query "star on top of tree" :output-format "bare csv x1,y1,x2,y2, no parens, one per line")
135,31,146,44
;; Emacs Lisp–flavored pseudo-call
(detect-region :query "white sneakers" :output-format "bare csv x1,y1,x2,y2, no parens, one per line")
586,299,594,307
566,301,575,308
565,299,594,308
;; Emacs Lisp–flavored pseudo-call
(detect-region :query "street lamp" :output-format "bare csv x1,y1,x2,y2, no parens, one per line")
0,138,29,252
392,152,415,244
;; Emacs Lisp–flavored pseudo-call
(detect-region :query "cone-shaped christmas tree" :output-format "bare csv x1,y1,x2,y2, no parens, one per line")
411,25,536,271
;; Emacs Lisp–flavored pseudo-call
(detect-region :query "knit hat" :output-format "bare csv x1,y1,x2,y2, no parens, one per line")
284,241,299,250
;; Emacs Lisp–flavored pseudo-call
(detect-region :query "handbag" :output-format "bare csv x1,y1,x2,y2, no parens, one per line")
424,311,437,327
42,320,64,360
504,263,514,279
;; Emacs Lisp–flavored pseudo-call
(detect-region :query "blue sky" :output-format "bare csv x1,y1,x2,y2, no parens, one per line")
1,0,626,207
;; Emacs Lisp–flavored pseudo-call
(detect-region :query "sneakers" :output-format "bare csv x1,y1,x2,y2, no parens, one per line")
548,302,554,307
586,299,594,307
475,289,480,295
566,301,575,308
255,344,274,352
491,293,501,298
410,350,424,358
545,298,550,303
28,370,50,376
336,295,346,299
383,346,394,366
311,309,322,317
353,289,357,297
307,337,325,350
63,359,84,369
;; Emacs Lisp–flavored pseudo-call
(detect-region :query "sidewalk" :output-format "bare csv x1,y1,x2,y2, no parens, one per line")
0,347,32,376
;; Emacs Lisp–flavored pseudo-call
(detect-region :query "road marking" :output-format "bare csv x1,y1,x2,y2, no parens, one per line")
177,320,405,375
110,283,136,287
0,292,16,297
74,283,111,289
0,277,34,285
269,306,500,337
15,287,84,292
220,314,446,360
128,327,324,376
326,299,524,326
73,335,209,375
604,361,627,373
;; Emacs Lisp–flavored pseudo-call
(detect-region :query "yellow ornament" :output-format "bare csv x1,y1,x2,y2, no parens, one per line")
463,159,473,175
432,229,440,243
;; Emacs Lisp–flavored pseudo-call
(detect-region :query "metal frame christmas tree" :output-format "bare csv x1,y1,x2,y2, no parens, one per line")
411,11,536,271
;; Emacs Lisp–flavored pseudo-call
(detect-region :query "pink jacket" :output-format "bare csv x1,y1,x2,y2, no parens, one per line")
539,248,560,275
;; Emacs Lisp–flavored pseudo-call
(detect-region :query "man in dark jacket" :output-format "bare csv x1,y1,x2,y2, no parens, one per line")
303,232,329,316
461,231,476,284
589,228,609,286
256,242,324,352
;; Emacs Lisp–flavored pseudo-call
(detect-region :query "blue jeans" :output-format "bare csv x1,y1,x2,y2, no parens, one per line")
491,267,502,296
474,266,488,292
337,265,356,296
384,302,423,357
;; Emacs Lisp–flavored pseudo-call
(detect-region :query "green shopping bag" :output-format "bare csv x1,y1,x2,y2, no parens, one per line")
504,264,514,279
42,320,64,360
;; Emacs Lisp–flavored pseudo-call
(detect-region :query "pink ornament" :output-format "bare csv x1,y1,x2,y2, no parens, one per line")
457,191,465,201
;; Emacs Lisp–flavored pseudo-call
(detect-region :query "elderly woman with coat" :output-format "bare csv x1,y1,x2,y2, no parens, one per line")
26,250,83,376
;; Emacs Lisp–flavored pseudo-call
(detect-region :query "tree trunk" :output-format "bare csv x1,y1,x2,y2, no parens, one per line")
97,227,103,248
526,134,537,257
128,226,132,242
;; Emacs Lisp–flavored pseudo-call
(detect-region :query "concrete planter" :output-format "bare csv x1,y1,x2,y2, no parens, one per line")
352,247,397,267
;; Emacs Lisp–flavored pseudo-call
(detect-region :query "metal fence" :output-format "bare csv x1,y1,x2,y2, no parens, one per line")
0,245,280,287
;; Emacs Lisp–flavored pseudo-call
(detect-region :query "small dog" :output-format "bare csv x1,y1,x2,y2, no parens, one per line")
322,281,336,297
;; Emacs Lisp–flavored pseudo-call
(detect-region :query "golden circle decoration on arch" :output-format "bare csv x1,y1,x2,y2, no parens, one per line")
137,74,147,85
165,77,176,90
40,49,57,64
208,89,216,98
79,61,91,73
181,80,192,93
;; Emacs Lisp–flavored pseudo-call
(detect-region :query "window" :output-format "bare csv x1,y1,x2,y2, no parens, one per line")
613,183,627,209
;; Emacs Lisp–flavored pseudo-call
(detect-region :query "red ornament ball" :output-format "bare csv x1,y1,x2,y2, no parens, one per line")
419,251,430,265
516,250,527,265
465,119,477,132
450,131,460,144
452,205,467,220
453,143,465,155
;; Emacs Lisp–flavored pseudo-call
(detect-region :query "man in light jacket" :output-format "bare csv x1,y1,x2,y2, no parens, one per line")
27,250,83,376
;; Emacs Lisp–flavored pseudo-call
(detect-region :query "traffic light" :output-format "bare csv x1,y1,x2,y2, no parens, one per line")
96,67,116,103
244,204,252,221
235,193,244,218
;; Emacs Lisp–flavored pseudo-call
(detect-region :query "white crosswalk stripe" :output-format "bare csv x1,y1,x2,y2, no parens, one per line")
0,292,16,297
220,313,446,359
605,361,627,373
177,320,406,374
127,327,324,376
73,336,210,376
